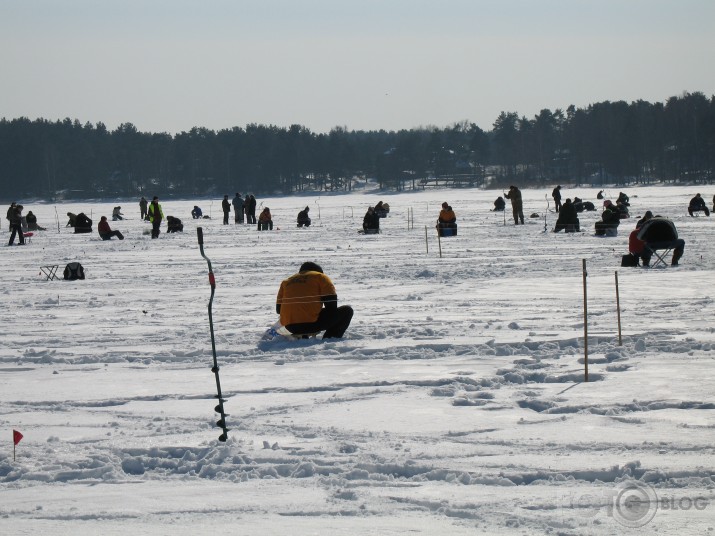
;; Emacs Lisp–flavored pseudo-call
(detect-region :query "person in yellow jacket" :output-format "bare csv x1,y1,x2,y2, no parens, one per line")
148,196,164,239
276,262,353,339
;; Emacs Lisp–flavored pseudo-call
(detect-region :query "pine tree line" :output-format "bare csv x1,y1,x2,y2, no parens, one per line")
1,92,713,200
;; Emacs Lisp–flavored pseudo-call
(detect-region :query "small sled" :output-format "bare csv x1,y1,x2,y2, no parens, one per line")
261,321,320,342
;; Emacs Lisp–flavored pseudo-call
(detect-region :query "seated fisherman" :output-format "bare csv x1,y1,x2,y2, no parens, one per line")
617,191,630,207
191,206,203,219
688,193,710,217
97,216,124,240
553,198,579,232
258,207,273,230
437,202,457,229
493,196,506,211
66,212,77,227
166,216,184,233
74,212,92,233
362,206,380,233
25,211,46,231
594,201,620,236
297,206,311,227
276,262,353,339
637,216,685,266
615,200,630,219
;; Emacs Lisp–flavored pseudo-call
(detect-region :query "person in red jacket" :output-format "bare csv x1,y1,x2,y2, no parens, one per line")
97,216,124,240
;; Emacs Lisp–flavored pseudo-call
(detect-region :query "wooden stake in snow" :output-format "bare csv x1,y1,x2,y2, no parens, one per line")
424,225,429,254
582,259,589,382
615,271,622,346
437,228,442,258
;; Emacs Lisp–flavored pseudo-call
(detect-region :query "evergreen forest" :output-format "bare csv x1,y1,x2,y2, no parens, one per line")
1,92,713,200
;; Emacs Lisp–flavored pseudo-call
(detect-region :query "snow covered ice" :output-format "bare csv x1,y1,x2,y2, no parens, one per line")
1,185,714,535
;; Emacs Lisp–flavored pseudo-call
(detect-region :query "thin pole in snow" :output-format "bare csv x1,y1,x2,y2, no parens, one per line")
582,259,589,382
437,228,442,258
424,225,428,254
615,271,623,346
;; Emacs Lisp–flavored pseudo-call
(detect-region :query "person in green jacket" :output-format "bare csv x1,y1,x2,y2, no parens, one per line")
148,196,164,239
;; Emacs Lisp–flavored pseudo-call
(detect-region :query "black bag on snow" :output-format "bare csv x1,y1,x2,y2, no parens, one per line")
63,262,85,280
621,254,638,267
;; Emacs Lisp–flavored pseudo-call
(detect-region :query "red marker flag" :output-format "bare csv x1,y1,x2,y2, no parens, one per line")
13,430,23,445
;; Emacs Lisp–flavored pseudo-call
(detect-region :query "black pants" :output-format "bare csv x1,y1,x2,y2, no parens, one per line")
8,223,25,245
223,211,229,224
554,199,562,212
100,231,124,240
286,306,354,339
152,221,161,238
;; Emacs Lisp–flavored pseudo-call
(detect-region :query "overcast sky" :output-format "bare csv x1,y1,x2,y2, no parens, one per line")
1,0,713,134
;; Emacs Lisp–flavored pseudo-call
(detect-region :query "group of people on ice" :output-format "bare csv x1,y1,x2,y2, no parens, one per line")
216,193,258,225
361,201,390,233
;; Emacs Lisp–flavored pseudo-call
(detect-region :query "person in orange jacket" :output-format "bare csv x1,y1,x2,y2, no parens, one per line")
276,262,353,339
437,202,456,230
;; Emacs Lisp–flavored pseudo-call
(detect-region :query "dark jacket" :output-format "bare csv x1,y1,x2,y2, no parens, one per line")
600,208,620,227
297,207,311,224
363,208,380,230
222,197,230,212
689,195,706,210
8,206,22,226
556,200,578,226
505,187,523,207
637,218,678,243
232,195,243,212
75,213,92,228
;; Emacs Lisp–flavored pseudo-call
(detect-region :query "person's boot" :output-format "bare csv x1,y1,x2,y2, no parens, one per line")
671,250,682,266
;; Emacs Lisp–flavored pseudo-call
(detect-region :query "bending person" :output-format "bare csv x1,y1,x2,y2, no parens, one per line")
688,193,710,217
276,262,353,339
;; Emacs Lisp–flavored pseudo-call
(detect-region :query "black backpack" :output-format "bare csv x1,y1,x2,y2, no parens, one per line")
63,262,85,280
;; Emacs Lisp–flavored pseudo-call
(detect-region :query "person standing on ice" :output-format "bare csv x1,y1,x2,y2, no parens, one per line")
552,185,562,213
246,194,257,224
221,195,231,225
139,196,148,220
276,262,353,339
504,185,524,225
7,204,25,246
232,193,244,224
148,196,164,239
